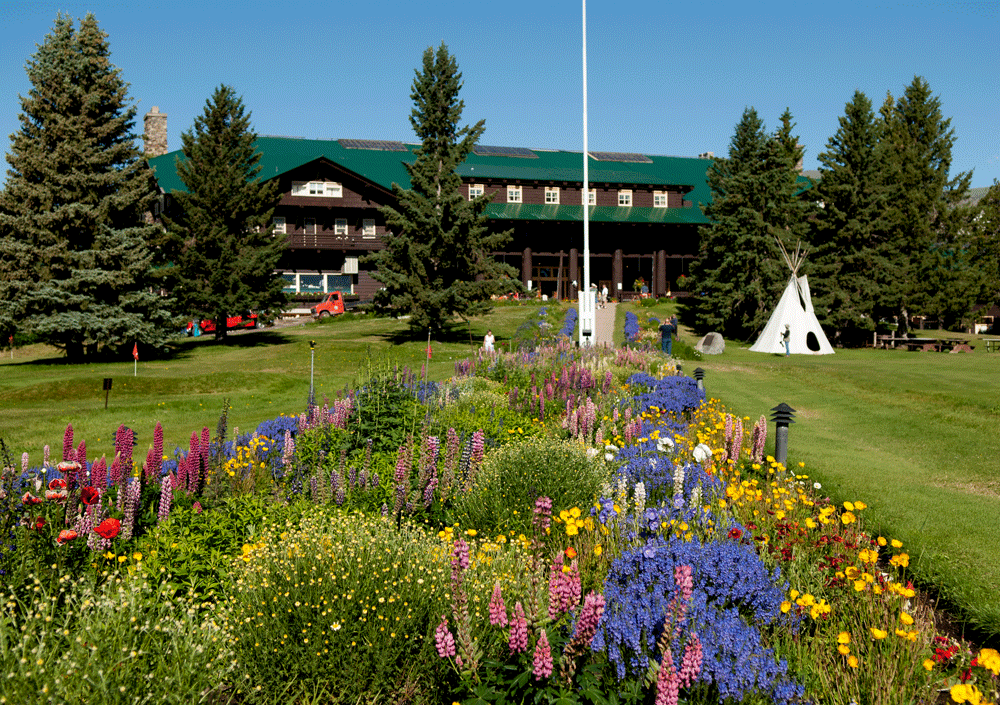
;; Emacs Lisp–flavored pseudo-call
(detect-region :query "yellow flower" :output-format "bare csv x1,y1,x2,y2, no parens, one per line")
891,538,903,549
848,655,859,668
838,644,851,655
843,501,855,512
805,518,817,529
900,612,914,625
780,601,791,614
978,648,1000,676
889,553,910,568
923,659,935,671
858,549,878,565
593,544,603,556
840,512,856,525
877,536,887,546
845,566,861,580
837,631,851,645
853,580,867,592
870,628,888,640
854,501,867,510
465,529,477,537
118,555,127,563
132,552,143,562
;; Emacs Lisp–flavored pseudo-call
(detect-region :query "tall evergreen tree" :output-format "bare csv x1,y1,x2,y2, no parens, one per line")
0,14,173,358
158,85,285,340
686,108,809,339
809,90,893,341
880,76,973,330
366,43,516,335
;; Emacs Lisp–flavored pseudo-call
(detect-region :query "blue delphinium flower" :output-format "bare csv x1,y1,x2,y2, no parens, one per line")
623,311,640,342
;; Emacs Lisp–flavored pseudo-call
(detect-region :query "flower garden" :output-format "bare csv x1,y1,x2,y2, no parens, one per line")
2,307,999,705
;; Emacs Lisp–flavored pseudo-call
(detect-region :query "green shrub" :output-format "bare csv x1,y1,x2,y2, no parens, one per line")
219,507,451,703
451,437,607,536
0,572,232,704
430,379,540,446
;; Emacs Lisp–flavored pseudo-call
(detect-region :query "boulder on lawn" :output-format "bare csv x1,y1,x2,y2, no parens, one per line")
695,332,725,355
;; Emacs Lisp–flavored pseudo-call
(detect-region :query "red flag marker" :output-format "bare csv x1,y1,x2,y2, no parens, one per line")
426,344,432,360
132,343,139,361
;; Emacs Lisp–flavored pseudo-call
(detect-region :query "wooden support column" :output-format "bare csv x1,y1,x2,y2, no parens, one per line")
612,249,623,301
569,248,579,298
656,250,667,297
522,248,532,288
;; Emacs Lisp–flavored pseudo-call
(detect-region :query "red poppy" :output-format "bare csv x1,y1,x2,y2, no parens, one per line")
94,518,120,540
34,516,46,531
57,529,78,544
728,527,743,540
45,489,68,502
48,478,67,491
80,486,100,505
21,492,43,505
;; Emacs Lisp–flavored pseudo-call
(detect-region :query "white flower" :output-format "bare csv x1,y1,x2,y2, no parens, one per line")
586,447,601,460
634,482,646,516
813,482,822,490
604,445,619,462
692,443,713,463
656,436,675,453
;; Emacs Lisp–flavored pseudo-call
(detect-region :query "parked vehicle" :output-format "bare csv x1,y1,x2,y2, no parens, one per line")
186,313,262,336
311,292,346,318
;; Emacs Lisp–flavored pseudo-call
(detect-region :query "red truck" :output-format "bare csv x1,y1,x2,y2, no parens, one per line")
311,291,346,318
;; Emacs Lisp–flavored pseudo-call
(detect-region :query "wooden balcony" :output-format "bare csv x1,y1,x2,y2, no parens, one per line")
286,233,384,251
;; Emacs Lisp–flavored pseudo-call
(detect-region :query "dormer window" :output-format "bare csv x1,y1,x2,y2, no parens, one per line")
292,181,343,198
653,191,668,208
507,185,522,203
545,187,559,204
469,184,484,200
618,190,632,207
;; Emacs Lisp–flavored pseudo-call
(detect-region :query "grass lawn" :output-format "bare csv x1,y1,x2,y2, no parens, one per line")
620,298,1000,642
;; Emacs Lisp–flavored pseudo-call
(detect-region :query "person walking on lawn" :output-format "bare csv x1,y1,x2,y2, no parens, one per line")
659,316,677,355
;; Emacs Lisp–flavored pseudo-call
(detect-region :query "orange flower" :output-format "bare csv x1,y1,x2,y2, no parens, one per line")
565,547,577,559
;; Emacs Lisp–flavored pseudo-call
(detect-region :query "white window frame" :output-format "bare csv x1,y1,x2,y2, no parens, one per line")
334,218,348,236
544,187,559,204
292,181,343,198
507,185,522,204
618,189,632,207
653,191,668,208
303,217,316,234
468,183,484,200
362,219,376,239
587,189,596,206
273,216,286,234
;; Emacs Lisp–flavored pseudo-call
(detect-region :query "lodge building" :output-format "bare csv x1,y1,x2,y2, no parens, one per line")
145,107,714,301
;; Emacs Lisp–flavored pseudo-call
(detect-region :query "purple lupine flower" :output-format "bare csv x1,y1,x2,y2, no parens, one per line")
90,456,107,490
422,475,438,509
348,465,357,489
193,501,202,514
533,629,553,680
489,583,508,626
335,485,346,506
199,426,211,481
451,538,470,573
570,591,605,647
121,479,141,541
282,430,295,469
470,430,485,466
119,426,134,479
434,616,457,658
310,476,319,500
152,422,163,478
533,496,552,533
157,474,172,524
86,500,111,552
187,432,200,492
62,424,74,463
380,503,389,517
509,601,528,653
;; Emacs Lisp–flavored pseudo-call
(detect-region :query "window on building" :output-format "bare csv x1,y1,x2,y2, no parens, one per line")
618,190,632,207
304,218,316,235
362,219,376,238
468,184,484,200
653,191,668,208
334,218,348,235
507,185,522,203
545,187,559,204
273,216,286,234
292,181,342,197
587,189,596,206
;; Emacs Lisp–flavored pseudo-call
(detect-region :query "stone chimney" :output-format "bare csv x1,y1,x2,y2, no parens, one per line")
143,106,168,157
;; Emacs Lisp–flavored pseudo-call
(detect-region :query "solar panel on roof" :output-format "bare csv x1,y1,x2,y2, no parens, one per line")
339,139,408,151
472,145,539,158
589,151,653,163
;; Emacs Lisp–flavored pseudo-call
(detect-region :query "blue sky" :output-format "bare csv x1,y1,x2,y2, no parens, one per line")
2,0,998,186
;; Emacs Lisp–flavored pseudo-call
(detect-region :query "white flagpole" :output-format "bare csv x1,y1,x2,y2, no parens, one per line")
578,0,593,347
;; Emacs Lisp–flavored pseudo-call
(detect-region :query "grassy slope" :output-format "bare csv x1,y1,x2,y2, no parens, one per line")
620,299,1000,638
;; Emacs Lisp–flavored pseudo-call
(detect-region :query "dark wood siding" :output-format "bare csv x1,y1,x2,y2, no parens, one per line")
356,269,381,301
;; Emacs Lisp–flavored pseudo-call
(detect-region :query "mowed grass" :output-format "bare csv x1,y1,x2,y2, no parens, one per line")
0,303,550,466
621,298,1000,640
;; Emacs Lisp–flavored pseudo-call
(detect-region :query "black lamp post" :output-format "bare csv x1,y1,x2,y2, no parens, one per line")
770,403,796,467
693,367,705,390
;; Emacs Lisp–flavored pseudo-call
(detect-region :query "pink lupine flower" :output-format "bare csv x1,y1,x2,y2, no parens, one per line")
434,616,456,658
572,591,605,646
678,633,703,688
509,601,528,654
62,423,74,463
152,422,164,477
674,565,693,604
533,496,552,533
533,629,553,680
451,538,470,573
489,583,508,626
655,647,680,705
158,475,172,524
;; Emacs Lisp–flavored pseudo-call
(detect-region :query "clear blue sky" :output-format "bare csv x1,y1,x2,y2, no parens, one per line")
2,0,998,186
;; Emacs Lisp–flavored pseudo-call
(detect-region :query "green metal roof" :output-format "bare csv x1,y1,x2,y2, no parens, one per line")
483,203,708,224
148,137,713,219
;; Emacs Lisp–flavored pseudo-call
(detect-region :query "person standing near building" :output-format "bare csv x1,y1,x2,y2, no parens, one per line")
782,324,790,357
601,284,609,308
483,329,495,353
659,316,676,355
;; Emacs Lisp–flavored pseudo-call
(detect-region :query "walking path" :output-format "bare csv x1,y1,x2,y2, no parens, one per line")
593,301,617,347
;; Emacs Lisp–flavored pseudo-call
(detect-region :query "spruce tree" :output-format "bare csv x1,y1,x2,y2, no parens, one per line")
880,77,973,330
687,108,807,339
158,85,285,341
0,14,173,359
366,43,516,335
809,90,893,342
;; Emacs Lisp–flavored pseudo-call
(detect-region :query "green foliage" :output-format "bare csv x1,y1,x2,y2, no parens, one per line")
452,437,607,536
0,13,175,358
352,373,424,454
686,107,813,339
430,379,540,446
366,43,517,334
220,507,451,703
158,85,286,341
0,572,233,704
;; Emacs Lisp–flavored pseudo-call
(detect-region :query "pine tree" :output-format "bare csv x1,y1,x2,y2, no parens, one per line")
0,14,173,359
686,108,808,339
158,85,285,340
366,43,516,335
880,77,973,330
809,90,893,342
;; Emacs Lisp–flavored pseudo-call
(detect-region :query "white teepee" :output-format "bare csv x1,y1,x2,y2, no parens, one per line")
749,240,834,355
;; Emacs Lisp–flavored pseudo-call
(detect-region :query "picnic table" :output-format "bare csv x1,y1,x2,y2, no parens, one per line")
984,339,1000,353
876,335,974,352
